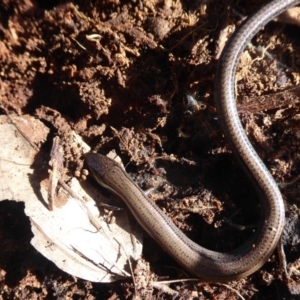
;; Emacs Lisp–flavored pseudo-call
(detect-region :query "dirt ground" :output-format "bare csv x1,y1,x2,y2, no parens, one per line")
1,0,300,299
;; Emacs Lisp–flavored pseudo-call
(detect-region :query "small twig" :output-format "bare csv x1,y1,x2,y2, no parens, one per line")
48,137,64,210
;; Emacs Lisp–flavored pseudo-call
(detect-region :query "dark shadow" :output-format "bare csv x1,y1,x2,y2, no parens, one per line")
28,149,51,209
0,201,41,286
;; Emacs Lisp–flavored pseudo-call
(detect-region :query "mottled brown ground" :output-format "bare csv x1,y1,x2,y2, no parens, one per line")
1,0,300,299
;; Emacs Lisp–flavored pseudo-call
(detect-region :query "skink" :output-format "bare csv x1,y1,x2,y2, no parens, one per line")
86,0,300,281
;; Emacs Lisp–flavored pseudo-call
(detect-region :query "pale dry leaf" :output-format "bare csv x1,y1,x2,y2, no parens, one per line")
0,115,143,282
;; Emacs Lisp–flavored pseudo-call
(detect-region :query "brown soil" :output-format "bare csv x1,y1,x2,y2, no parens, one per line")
1,0,300,299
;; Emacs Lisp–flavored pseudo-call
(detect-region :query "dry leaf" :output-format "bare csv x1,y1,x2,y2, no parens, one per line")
0,115,142,282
